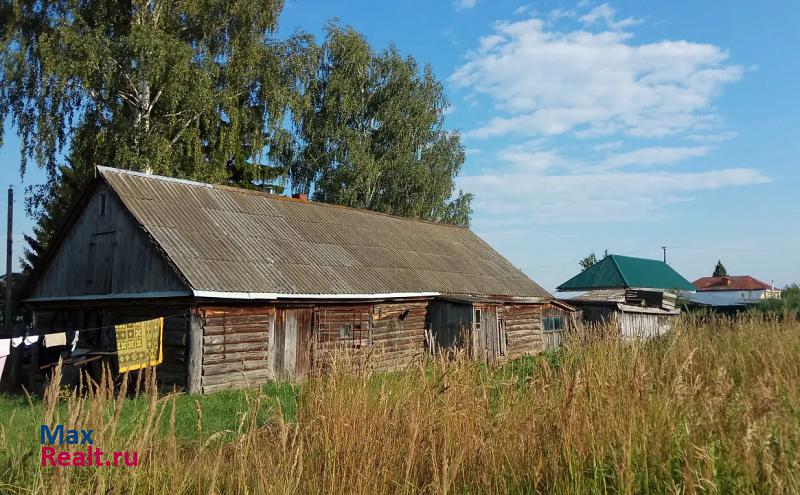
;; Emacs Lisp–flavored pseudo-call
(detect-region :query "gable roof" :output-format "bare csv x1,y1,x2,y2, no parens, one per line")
693,275,774,292
88,167,549,300
556,254,694,292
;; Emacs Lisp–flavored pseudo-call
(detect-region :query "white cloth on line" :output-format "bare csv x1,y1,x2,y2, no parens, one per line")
44,333,67,347
11,335,39,347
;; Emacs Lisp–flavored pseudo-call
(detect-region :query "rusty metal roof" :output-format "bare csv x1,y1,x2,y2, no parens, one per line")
693,275,774,292
98,167,550,299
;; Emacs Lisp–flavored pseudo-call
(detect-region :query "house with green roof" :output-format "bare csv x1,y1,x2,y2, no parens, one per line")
557,254,694,292
556,255,694,340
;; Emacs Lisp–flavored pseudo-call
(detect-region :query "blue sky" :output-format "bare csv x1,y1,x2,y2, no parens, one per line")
1,0,798,292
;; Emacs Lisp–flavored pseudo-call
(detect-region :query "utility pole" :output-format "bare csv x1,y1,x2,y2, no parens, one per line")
661,246,667,264
4,186,12,327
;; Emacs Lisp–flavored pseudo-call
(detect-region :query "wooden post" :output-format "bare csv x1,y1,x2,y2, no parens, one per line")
186,310,203,394
4,186,12,328
6,324,23,392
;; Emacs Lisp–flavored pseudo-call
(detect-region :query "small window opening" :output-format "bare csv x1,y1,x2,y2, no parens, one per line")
99,194,107,216
339,324,352,339
544,316,566,332
474,309,482,331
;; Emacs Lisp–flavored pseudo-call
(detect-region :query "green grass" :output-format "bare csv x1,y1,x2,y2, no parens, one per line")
0,381,298,453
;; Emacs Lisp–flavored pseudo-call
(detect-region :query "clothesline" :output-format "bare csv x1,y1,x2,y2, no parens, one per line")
3,311,189,350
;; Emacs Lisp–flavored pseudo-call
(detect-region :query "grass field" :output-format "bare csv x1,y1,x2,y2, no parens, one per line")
1,313,799,494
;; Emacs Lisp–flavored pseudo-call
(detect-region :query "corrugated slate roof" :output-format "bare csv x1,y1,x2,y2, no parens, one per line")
99,167,550,299
556,254,694,292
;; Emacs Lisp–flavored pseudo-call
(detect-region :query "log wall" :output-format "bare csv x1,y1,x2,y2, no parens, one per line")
369,301,428,371
312,304,372,371
502,304,544,359
198,306,272,394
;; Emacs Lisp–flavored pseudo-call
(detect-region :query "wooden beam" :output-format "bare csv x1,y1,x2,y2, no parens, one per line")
186,310,203,395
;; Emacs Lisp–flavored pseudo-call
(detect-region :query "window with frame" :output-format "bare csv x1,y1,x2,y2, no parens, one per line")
474,308,482,331
315,308,371,348
543,308,567,333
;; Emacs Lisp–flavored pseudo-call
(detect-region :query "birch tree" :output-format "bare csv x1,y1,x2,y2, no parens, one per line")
0,0,313,267
288,25,472,226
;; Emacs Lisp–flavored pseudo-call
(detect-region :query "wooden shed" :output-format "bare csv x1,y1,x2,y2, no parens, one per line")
23,167,562,393
557,255,693,340
565,289,679,339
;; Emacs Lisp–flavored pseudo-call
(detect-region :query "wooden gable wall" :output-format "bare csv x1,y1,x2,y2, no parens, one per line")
29,182,188,299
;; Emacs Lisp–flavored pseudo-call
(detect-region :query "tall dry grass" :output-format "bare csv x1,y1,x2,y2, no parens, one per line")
2,314,800,494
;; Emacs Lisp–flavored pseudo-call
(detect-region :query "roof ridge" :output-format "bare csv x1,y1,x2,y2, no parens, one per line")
99,165,469,230
608,254,631,288
97,166,214,189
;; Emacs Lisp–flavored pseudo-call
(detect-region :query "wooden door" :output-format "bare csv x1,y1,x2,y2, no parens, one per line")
270,307,313,380
474,305,499,365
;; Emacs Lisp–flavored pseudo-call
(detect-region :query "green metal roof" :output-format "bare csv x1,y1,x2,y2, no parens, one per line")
556,254,695,292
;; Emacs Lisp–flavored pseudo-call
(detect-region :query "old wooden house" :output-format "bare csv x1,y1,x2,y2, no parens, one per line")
23,167,563,393
557,255,694,339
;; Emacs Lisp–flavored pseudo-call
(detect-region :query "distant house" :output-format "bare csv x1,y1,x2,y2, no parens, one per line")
23,167,570,393
689,275,781,307
557,255,694,339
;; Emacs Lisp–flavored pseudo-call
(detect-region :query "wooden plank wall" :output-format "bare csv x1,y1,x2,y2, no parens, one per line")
502,304,544,359
30,183,187,298
199,306,272,394
541,304,572,351
618,312,674,340
427,300,472,352
369,302,427,371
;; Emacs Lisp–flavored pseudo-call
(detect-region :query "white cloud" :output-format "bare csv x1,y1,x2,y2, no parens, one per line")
514,4,533,16
459,165,769,225
686,131,738,143
579,3,640,30
600,145,712,169
450,10,743,139
593,140,623,151
450,4,766,233
497,146,571,173
453,0,478,11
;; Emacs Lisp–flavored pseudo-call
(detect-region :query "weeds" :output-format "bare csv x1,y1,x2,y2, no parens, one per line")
1,314,799,493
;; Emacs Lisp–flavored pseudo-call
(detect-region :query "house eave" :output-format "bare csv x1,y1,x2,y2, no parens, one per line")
24,290,193,303
191,290,442,301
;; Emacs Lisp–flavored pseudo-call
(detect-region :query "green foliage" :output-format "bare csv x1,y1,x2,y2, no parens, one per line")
579,249,608,271
287,25,472,226
754,283,800,316
2,8,473,272
713,260,728,277
0,0,314,269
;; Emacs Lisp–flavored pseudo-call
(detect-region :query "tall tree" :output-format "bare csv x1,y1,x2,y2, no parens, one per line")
713,260,728,277
287,25,472,226
0,0,313,268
